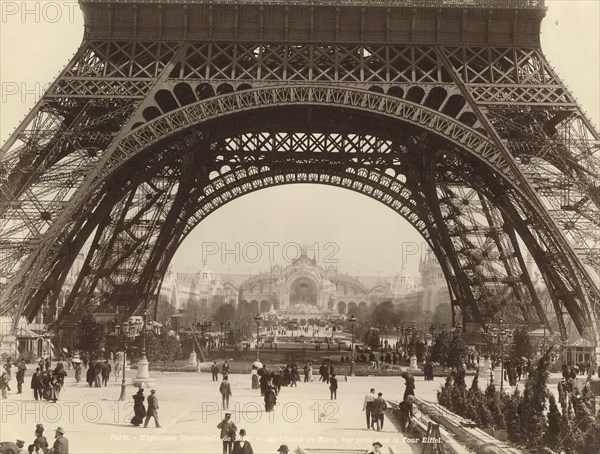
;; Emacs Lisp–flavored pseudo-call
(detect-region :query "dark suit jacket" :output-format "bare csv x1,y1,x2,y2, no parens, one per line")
31,372,43,389
232,440,254,454
329,377,338,390
373,396,387,415
220,381,232,397
147,394,159,416
52,436,69,454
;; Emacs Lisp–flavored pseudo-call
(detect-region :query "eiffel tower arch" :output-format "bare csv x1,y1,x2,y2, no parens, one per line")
1,0,598,352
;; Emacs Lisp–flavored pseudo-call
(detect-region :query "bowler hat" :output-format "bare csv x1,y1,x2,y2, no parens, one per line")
55,427,65,434
277,445,289,452
239,429,246,436
16,440,25,446
373,441,383,447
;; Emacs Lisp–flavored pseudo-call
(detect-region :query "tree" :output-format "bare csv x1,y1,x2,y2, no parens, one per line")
364,328,381,350
446,331,468,369
431,331,450,366
213,303,235,325
370,301,399,329
544,394,562,451
510,328,533,360
141,331,181,364
77,313,103,354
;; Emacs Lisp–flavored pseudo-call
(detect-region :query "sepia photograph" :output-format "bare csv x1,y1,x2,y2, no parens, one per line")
0,0,599,453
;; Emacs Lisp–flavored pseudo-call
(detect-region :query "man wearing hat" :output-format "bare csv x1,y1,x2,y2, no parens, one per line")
15,439,27,454
231,429,253,454
276,445,289,454
217,412,237,454
48,427,68,454
367,441,382,454
144,389,161,428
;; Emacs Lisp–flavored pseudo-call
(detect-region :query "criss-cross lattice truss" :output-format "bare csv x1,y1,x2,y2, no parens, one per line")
0,0,598,349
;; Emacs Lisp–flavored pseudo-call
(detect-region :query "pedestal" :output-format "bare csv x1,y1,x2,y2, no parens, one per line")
131,358,154,388
493,365,502,386
186,352,197,367
408,355,419,371
479,357,490,378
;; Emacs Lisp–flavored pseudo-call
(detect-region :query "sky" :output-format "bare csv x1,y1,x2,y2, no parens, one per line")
0,0,598,277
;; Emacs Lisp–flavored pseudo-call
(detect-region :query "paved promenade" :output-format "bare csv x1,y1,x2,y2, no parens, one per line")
2,367,424,453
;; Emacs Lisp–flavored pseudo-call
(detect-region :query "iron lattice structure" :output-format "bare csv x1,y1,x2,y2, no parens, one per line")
0,0,599,345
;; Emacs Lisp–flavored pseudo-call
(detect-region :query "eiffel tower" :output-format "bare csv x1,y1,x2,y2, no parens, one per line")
0,0,598,351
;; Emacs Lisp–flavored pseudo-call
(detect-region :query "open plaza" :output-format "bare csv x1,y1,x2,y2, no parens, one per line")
1,360,578,454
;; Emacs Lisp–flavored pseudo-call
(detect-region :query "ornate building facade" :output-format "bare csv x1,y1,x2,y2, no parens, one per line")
158,250,449,318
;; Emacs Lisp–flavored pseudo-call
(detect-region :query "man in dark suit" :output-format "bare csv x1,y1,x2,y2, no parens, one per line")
211,361,219,381
372,392,388,431
30,367,44,400
329,373,338,400
222,360,230,376
217,412,237,454
48,427,68,454
231,428,253,454
144,389,161,428
220,376,232,410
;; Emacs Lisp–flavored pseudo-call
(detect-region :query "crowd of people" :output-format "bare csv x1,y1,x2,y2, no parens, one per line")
7,424,69,454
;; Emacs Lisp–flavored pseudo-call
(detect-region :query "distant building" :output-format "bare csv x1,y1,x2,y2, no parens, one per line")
159,249,452,318
419,251,451,312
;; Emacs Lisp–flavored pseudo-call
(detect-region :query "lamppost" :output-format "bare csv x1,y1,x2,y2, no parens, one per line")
114,321,136,401
408,323,419,371
489,319,512,391
132,309,153,388
348,314,357,376
254,314,262,360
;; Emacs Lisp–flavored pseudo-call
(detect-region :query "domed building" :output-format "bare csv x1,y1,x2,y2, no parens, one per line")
158,250,451,320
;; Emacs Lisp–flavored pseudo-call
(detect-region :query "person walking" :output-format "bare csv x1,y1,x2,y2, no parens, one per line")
15,360,26,394
264,381,277,412
102,360,111,386
307,363,313,382
30,367,44,401
363,388,376,429
231,428,253,454
222,360,230,377
220,375,233,410
402,373,415,402
48,427,68,454
0,371,11,399
212,361,219,382
131,388,146,426
372,392,388,431
144,389,161,428
329,373,338,400
217,412,237,454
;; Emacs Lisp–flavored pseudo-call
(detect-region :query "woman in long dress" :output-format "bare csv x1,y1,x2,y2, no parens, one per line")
50,363,67,402
264,381,277,412
251,366,260,389
307,363,313,382
131,388,146,426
